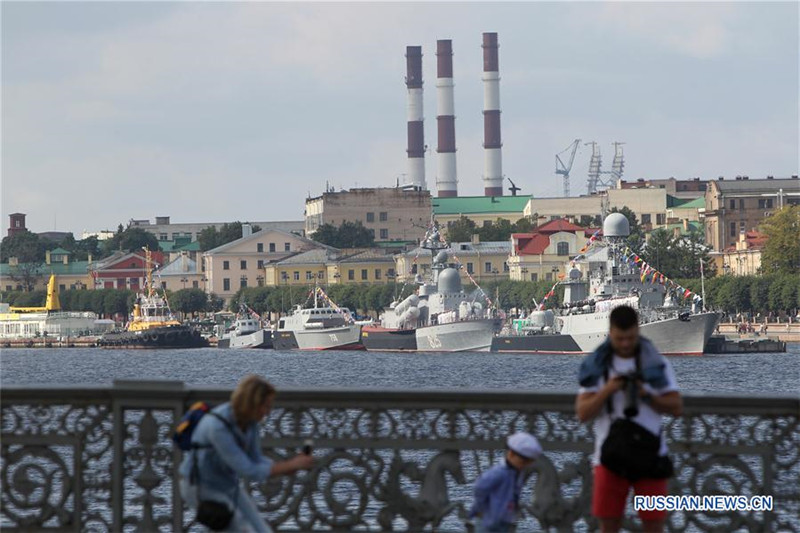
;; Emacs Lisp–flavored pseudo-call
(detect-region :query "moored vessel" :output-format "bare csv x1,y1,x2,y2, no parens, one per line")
491,213,719,356
98,249,207,349
216,304,273,349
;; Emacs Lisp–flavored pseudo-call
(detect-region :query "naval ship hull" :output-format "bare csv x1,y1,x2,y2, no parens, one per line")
98,325,208,349
217,329,273,349
361,326,417,351
492,312,719,356
273,325,364,351
415,318,503,352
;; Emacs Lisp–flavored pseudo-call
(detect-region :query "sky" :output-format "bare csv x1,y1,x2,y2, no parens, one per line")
2,1,798,235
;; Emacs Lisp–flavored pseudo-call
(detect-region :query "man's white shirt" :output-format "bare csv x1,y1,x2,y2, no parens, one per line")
579,354,679,466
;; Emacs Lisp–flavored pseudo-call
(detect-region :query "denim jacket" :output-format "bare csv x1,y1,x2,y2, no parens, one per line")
469,461,524,528
578,336,669,389
178,403,273,498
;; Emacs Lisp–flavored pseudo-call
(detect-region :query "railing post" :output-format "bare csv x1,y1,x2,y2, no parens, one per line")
111,380,186,532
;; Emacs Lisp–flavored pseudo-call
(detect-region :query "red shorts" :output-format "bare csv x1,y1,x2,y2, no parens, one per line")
592,464,668,522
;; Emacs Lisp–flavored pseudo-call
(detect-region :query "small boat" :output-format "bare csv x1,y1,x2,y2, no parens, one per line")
217,304,273,349
272,286,366,351
98,249,208,349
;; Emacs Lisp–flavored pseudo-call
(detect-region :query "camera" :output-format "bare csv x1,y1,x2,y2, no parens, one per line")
620,373,643,418
302,439,314,455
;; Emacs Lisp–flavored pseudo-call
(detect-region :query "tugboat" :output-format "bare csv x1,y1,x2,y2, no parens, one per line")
216,304,273,349
491,213,719,355
98,249,208,349
361,220,502,352
272,285,366,351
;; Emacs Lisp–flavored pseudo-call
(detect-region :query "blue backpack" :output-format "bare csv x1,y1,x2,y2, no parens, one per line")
173,401,211,451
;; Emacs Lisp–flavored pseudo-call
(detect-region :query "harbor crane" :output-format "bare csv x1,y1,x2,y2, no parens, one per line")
555,139,581,197
585,141,625,194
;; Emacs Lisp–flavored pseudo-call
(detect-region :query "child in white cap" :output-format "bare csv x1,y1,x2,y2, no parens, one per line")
469,431,543,532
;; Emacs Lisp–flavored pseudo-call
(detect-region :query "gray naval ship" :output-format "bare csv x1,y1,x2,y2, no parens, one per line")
492,213,719,356
362,222,502,352
216,305,273,349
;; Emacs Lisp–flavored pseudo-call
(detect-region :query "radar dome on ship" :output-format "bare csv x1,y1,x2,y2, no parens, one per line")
435,251,448,264
437,267,462,293
603,213,630,238
568,268,582,280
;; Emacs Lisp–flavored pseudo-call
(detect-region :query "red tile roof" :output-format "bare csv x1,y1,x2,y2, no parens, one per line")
535,219,586,234
514,233,551,255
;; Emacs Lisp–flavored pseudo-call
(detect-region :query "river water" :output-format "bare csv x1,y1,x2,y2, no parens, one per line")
2,345,798,393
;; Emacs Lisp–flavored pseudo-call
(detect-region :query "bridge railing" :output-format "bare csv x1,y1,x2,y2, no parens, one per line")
1,382,798,531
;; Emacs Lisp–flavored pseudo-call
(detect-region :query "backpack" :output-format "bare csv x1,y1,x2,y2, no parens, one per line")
173,401,211,451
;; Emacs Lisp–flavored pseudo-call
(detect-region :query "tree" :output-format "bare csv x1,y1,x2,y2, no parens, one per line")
759,206,800,275
198,222,263,251
171,288,208,316
310,221,375,248
446,217,477,242
103,226,160,255
0,230,46,263
639,228,714,279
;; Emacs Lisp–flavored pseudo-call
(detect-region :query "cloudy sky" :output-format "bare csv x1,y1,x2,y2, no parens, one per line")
2,2,798,235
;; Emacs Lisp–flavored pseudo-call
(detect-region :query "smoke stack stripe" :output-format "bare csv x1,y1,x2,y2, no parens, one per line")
436,39,458,198
482,32,503,196
405,46,426,189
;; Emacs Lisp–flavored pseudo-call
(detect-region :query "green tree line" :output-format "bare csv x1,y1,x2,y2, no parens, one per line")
679,274,799,314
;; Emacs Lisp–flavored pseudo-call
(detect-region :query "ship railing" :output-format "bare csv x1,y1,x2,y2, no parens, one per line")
1,383,798,532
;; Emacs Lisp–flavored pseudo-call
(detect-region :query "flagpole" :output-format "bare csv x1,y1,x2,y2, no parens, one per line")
700,257,706,312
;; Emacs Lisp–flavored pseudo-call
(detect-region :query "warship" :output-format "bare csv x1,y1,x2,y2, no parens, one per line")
361,221,502,352
98,249,207,349
491,213,719,356
216,304,273,349
272,286,365,351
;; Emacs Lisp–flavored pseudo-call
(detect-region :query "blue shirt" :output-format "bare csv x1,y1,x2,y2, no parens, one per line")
470,460,524,528
178,403,273,497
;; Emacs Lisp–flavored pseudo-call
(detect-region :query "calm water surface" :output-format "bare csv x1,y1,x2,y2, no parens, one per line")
2,345,798,394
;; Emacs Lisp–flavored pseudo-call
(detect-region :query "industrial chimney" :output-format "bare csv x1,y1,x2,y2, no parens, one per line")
435,39,458,198
405,46,426,190
482,32,503,196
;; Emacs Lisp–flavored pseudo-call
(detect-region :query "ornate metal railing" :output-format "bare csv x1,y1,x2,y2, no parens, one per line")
1,382,798,531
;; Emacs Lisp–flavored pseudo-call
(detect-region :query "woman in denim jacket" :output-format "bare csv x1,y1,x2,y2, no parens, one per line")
179,375,313,532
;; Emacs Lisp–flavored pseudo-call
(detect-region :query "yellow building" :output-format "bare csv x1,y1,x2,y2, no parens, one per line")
711,231,766,276
265,248,397,286
507,219,594,282
394,236,511,284
1,249,92,292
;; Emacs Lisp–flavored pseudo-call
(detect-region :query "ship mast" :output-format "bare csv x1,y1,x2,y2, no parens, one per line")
143,247,154,298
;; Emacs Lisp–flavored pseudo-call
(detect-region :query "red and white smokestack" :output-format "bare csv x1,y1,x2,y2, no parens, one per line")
405,46,426,189
435,39,458,198
482,32,503,196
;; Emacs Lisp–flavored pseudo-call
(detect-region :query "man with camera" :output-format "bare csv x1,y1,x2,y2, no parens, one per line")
575,305,683,533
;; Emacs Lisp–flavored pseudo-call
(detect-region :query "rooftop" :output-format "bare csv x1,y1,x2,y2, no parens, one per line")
0,260,90,277
712,177,800,192
667,195,706,209
432,195,531,215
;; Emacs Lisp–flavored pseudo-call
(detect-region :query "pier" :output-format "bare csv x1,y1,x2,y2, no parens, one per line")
1,381,798,531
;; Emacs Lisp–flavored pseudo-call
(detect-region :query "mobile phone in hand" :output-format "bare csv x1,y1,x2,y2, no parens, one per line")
302,439,314,455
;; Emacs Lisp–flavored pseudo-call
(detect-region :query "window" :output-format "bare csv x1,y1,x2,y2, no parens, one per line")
284,243,291,252
223,278,231,291
223,261,230,270
348,269,355,280
257,260,264,269
375,269,381,280
240,277,247,288
293,271,300,281
729,199,736,210
269,243,276,252
557,242,569,256
192,281,199,289
739,199,744,209
240,260,247,270
59,284,66,291
306,271,313,280
546,272,553,281
740,221,746,232
503,262,509,272
161,281,167,289
656,213,666,225
729,222,737,237
380,229,389,239
641,214,652,225
467,262,474,274
5,285,11,291
388,268,395,278
159,233,168,241
117,278,126,288
379,212,388,222
758,199,774,209
366,212,375,222
257,243,263,252
411,264,417,274
361,269,368,280
531,273,538,281
485,262,492,273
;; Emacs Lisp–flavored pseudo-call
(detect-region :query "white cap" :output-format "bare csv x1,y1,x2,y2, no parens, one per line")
507,432,542,460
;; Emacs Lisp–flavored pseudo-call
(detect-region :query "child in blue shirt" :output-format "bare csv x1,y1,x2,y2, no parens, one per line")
469,432,542,532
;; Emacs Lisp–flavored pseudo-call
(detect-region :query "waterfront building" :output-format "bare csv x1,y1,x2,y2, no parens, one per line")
89,250,166,291
507,219,597,282
1,249,92,292
304,187,432,243
617,177,708,200
128,216,305,242
433,195,531,228
394,236,511,284
712,230,767,276
155,254,204,292
264,248,396,286
202,226,324,301
703,176,800,252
